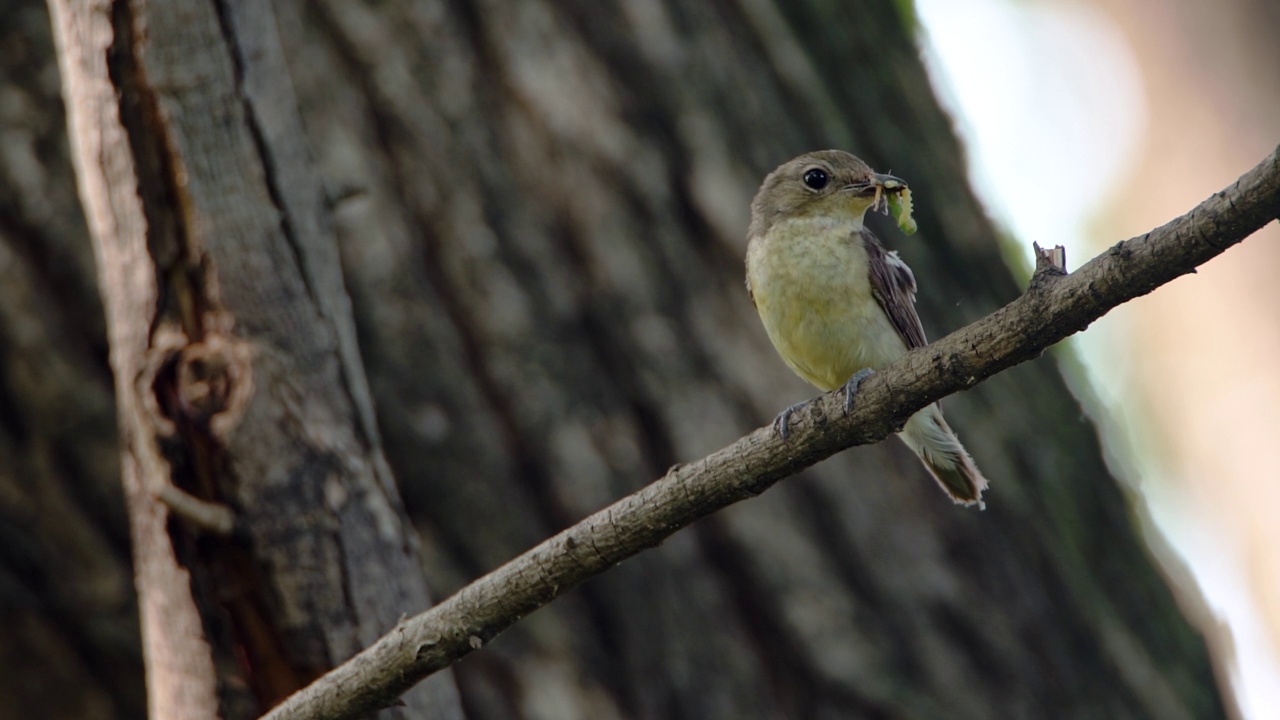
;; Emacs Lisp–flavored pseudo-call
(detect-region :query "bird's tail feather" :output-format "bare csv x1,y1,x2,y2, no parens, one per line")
899,405,988,508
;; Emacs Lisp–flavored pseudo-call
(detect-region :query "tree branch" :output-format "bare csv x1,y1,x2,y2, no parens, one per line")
261,145,1280,720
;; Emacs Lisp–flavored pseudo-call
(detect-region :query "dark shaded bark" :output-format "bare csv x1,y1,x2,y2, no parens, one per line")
0,2,144,719
6,0,1232,719
273,1,1228,717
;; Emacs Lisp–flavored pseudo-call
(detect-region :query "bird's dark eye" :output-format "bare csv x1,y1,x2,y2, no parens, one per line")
802,168,829,190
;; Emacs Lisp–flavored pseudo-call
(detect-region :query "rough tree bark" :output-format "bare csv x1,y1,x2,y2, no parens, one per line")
44,0,463,718
4,0,1233,719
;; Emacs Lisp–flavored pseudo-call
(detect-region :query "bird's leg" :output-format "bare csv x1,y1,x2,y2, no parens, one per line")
842,368,876,415
772,401,807,440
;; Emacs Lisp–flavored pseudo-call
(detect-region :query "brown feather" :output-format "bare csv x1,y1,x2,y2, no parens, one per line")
861,227,927,350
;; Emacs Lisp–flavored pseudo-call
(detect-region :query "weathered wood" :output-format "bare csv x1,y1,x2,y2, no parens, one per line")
45,0,463,717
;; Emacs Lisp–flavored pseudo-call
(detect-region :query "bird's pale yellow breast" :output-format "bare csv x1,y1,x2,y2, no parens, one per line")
747,216,908,391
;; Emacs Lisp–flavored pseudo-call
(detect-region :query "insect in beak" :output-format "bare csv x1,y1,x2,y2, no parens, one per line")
846,173,906,214
871,173,907,215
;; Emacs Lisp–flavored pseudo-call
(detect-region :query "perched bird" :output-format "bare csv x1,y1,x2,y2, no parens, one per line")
745,150,988,506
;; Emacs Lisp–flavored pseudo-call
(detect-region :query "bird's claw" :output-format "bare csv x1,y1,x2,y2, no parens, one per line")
772,401,807,440
775,370,873,438
842,368,876,415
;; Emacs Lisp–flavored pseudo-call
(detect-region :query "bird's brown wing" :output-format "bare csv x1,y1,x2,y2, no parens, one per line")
861,227,927,350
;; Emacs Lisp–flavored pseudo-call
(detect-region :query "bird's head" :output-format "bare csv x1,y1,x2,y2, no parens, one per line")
748,150,907,238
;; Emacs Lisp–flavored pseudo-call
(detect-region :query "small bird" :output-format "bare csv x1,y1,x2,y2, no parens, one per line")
745,150,988,506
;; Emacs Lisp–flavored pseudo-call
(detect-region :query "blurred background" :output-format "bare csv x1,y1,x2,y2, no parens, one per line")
2,0,1273,717
916,0,1280,716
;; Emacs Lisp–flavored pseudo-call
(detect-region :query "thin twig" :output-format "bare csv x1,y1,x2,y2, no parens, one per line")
261,145,1280,720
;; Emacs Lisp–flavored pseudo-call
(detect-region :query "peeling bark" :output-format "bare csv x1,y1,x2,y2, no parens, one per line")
44,0,463,717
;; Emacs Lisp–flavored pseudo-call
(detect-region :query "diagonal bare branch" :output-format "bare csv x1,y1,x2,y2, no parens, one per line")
261,145,1280,720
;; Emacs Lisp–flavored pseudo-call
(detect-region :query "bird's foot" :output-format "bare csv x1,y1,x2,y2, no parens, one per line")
772,401,807,440
841,368,876,415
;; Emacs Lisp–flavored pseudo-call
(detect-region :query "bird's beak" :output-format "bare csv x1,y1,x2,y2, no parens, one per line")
843,173,908,197
872,173,908,193
844,173,909,213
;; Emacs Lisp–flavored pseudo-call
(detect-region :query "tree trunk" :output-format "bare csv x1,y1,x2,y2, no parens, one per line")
6,0,1229,718
43,0,463,717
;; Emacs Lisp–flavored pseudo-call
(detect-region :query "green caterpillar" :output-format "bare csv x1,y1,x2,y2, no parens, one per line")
886,185,917,235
